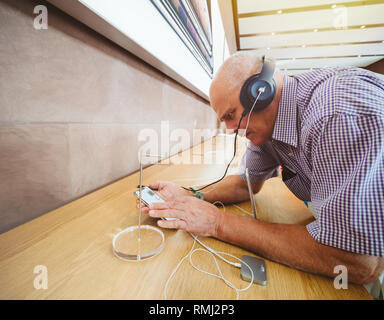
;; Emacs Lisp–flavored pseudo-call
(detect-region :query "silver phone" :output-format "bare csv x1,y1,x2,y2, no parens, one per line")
134,186,177,221
134,186,165,206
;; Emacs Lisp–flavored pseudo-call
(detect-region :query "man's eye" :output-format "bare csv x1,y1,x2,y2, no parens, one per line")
225,112,234,120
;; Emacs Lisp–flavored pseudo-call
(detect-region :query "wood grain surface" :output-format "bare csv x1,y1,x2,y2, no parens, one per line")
0,136,371,299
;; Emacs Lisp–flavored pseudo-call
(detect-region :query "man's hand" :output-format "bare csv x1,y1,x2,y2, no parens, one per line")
136,181,191,213
148,196,224,238
150,181,191,200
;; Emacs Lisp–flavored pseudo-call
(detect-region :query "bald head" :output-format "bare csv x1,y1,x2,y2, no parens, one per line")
209,52,285,146
210,52,266,98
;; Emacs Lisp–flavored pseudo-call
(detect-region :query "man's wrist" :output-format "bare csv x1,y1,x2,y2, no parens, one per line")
190,187,205,200
213,207,225,239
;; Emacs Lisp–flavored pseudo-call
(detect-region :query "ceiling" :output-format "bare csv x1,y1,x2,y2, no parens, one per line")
232,0,384,75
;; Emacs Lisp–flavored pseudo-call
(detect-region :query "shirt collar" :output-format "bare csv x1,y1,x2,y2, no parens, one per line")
272,75,299,148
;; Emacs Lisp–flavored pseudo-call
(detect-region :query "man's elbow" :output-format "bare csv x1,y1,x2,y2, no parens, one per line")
251,181,264,194
349,257,384,285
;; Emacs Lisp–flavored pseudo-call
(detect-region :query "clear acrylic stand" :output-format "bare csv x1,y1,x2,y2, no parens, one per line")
112,153,166,262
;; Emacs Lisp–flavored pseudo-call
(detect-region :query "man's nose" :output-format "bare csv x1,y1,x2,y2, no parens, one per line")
224,120,239,134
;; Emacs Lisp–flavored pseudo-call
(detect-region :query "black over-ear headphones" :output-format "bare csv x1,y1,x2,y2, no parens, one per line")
239,56,276,117
182,57,277,193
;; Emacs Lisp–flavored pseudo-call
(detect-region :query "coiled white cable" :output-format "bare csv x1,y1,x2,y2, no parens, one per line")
163,233,254,300
163,201,255,300
188,246,252,300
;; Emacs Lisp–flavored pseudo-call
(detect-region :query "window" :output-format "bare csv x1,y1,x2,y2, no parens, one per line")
47,0,217,100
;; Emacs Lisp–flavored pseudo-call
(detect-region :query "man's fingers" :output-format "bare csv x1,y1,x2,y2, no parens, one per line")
136,199,147,206
157,219,187,230
140,206,150,213
136,200,149,211
149,181,162,190
149,201,171,210
149,208,182,220
150,198,187,211
137,198,181,214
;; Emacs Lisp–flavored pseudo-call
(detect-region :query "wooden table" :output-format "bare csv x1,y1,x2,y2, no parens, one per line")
0,136,371,300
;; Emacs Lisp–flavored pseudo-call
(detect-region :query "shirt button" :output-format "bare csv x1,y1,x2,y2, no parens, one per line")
288,152,293,157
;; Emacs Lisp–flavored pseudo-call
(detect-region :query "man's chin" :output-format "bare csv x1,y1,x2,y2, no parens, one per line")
246,132,254,141
247,133,265,146
246,132,256,144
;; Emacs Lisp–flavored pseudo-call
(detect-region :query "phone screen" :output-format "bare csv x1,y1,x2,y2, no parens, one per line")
134,187,177,221
134,186,165,206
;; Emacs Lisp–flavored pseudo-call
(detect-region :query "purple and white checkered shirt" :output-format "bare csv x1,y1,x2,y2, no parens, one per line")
238,67,384,257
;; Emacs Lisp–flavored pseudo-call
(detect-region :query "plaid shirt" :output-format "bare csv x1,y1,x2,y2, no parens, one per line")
238,67,384,257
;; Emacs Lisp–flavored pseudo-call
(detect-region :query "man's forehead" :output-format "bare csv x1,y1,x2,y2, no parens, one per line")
213,97,236,121
211,78,236,105
211,87,225,110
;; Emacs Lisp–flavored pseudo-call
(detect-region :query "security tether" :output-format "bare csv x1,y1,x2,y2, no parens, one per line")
112,152,165,262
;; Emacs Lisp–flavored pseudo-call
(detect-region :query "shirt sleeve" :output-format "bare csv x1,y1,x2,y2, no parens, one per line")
306,114,384,257
237,142,280,184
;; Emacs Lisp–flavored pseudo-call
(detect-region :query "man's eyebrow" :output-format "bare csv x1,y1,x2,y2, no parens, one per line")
219,112,228,122
219,108,234,121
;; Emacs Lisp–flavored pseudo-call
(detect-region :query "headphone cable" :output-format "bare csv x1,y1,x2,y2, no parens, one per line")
185,113,244,192
183,89,264,193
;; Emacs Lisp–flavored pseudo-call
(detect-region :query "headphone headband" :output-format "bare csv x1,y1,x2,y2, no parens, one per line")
259,56,275,83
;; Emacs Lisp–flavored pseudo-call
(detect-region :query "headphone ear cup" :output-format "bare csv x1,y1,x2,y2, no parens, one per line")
240,76,276,114
249,79,276,110
240,74,260,114
240,58,277,114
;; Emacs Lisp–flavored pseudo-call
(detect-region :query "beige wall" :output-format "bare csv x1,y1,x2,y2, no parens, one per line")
0,0,218,233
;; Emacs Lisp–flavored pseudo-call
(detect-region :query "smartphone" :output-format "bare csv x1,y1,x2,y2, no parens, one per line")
134,186,177,221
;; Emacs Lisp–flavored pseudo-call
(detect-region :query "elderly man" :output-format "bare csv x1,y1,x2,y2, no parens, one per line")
141,52,384,288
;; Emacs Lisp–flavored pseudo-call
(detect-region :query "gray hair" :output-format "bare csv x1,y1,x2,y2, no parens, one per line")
212,52,276,93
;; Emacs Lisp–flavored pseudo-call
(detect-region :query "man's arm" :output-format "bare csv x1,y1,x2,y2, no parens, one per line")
216,212,384,285
138,176,263,214
199,140,277,204
149,195,384,285
199,174,264,204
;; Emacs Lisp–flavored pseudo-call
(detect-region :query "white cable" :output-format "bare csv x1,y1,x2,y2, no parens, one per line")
233,204,254,217
163,236,197,300
212,201,226,211
244,89,264,137
188,247,254,300
163,232,254,300
163,204,255,300
190,233,240,268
